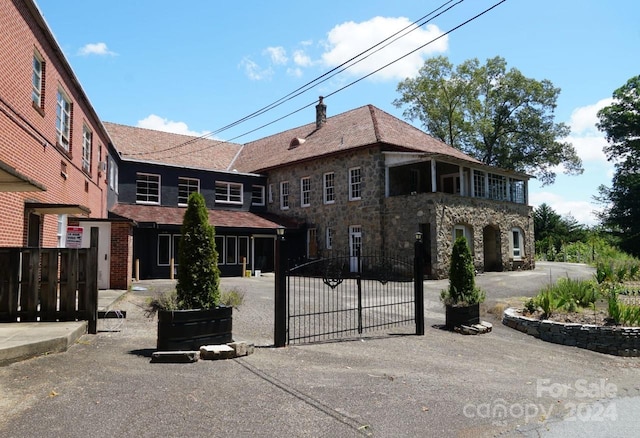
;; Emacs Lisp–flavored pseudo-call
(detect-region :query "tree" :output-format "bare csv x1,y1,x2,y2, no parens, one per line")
533,203,587,258
176,192,220,309
394,56,583,185
596,75,640,257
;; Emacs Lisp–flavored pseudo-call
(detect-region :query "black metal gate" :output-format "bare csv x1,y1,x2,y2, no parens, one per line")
284,250,423,344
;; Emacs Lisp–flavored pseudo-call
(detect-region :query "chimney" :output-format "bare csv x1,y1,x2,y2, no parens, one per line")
315,96,326,129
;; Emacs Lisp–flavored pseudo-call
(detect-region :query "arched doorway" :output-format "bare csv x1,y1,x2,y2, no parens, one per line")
483,225,502,272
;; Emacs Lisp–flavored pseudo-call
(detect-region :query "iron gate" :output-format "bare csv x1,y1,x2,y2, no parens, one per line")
285,250,423,344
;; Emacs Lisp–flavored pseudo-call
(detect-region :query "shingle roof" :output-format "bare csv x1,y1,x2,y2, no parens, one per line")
110,204,299,230
232,104,481,173
103,122,242,171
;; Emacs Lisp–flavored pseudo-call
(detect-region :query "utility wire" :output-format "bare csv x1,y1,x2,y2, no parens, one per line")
124,0,463,157
133,0,508,162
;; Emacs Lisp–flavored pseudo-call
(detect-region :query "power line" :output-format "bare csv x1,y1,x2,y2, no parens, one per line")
132,0,508,162
124,0,464,157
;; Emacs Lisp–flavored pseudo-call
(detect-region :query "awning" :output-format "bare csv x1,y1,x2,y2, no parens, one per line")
25,202,91,216
0,160,46,192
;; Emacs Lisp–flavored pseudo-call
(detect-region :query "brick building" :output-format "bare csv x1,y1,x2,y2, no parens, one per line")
0,0,131,289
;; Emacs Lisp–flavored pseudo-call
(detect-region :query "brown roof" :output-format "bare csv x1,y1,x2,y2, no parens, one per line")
104,122,242,171
232,105,481,173
110,204,298,230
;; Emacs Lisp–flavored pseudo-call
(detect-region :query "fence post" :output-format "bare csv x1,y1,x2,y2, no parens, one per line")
414,232,425,336
86,227,99,334
274,228,287,347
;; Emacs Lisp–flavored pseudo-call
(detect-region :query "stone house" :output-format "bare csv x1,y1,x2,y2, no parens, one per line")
232,99,534,278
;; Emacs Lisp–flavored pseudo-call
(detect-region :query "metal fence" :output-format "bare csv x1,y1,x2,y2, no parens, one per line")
285,250,422,344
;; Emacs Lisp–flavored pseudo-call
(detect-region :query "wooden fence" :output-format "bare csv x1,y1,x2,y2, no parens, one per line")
0,228,98,333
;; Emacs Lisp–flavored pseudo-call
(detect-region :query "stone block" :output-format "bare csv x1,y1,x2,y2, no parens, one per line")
228,341,255,357
151,351,199,363
200,344,235,360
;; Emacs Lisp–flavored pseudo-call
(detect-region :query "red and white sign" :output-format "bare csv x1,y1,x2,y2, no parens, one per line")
66,226,84,248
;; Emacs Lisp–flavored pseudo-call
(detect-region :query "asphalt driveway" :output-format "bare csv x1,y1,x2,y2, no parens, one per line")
1,261,639,437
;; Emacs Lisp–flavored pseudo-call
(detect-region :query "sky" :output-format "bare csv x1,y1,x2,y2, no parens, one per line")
34,0,639,226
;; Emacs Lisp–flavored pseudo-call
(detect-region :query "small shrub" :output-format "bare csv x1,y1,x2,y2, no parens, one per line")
523,298,537,314
440,236,485,306
534,287,566,319
146,290,179,317
220,287,245,310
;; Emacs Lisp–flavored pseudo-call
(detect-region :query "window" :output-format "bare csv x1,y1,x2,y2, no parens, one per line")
512,228,524,259
136,173,160,204
108,156,118,193
56,214,67,248
32,53,44,108
323,172,335,204
488,173,507,201
307,228,318,259
157,234,180,266
226,236,237,264
349,167,362,200
268,184,274,203
215,236,225,265
453,225,471,248
326,227,333,250
510,179,526,204
252,185,265,206
473,170,486,198
301,177,311,207
56,90,72,151
280,181,289,210
178,177,200,206
442,173,461,195
215,181,243,204
82,125,92,173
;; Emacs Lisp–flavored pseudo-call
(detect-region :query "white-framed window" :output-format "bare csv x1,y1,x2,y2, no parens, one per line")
56,214,67,248
268,184,274,203
215,236,225,265
226,236,237,264
82,125,92,173
488,173,507,201
32,52,44,108
323,172,335,204
510,179,526,204
473,170,486,198
178,177,200,206
453,224,471,248
307,228,318,259
215,181,243,204
108,155,118,193
56,89,72,151
280,181,289,210
325,227,333,250
301,177,311,207
252,185,265,206
349,167,362,200
157,234,180,266
511,228,524,260
136,173,160,204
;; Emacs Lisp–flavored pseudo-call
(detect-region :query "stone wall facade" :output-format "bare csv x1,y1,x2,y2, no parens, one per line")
503,308,640,356
265,145,534,278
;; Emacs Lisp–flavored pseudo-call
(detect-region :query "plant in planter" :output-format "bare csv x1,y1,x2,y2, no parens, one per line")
156,192,232,351
440,236,486,330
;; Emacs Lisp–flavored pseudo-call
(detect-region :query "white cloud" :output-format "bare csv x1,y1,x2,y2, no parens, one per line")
239,57,273,81
287,67,303,78
529,190,601,226
321,17,448,81
264,46,288,65
136,114,206,137
77,42,116,56
565,98,614,162
292,49,313,67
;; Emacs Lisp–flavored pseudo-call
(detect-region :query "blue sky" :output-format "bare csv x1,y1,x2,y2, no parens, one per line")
35,0,639,226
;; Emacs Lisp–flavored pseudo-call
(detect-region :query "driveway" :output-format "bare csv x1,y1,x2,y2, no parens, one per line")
1,261,639,437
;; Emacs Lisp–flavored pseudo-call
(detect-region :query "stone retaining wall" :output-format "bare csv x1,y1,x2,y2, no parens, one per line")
502,308,640,357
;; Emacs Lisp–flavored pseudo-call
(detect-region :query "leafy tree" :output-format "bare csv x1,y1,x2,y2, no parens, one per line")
394,56,583,185
176,192,220,309
596,75,640,257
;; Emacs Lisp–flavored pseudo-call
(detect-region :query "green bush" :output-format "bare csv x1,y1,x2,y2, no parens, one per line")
529,278,599,318
176,192,220,309
441,236,485,306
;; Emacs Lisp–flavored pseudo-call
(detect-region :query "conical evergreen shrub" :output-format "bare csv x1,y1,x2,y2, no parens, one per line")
441,236,485,306
176,192,220,309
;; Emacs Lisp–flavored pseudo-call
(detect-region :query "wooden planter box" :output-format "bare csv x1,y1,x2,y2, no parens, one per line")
157,307,232,351
445,303,480,330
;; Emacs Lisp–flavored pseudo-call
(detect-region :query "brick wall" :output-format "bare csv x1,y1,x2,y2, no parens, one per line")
110,221,133,290
0,1,109,247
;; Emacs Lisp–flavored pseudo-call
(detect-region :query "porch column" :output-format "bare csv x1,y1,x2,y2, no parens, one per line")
459,166,464,196
431,159,437,192
470,169,475,198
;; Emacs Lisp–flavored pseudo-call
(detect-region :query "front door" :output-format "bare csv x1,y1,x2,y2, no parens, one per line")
349,225,362,272
80,222,111,289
